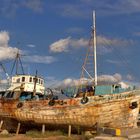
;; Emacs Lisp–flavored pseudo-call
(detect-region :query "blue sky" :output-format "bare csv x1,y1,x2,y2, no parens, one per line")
0,0,140,87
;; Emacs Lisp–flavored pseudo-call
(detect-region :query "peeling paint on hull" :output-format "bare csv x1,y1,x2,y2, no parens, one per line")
0,90,140,130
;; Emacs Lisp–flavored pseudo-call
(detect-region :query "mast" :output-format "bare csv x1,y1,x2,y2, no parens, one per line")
93,11,97,86
33,70,38,97
11,50,25,75
80,11,97,86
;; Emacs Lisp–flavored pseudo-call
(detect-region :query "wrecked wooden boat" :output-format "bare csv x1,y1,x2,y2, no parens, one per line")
0,83,139,131
0,11,140,132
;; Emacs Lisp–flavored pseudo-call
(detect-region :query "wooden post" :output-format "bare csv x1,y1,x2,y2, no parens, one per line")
42,124,45,134
16,123,21,135
68,125,71,137
0,120,3,130
77,126,80,135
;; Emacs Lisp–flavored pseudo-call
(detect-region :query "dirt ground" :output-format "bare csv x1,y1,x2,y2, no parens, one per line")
0,134,89,140
1,127,140,140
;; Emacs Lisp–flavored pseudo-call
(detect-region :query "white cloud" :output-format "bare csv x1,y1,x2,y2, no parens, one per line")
97,36,134,55
99,73,121,82
126,74,134,81
0,0,43,17
0,31,18,60
0,31,55,64
97,35,134,47
106,59,122,65
27,44,36,48
55,4,86,19
71,38,88,47
23,0,43,13
51,73,122,88
23,55,56,64
54,0,140,18
0,31,9,47
49,37,88,53
44,73,138,89
0,79,8,84
49,37,71,53
49,36,133,53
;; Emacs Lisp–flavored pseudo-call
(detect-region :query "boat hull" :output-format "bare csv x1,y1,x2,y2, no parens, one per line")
0,90,139,131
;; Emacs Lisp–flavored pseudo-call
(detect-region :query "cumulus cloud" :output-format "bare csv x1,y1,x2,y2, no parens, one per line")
49,36,133,53
49,37,88,53
61,78,81,87
51,73,122,88
71,38,88,47
97,36,133,47
23,55,56,64
0,31,55,64
45,73,137,90
49,37,71,53
0,31,18,60
97,73,122,84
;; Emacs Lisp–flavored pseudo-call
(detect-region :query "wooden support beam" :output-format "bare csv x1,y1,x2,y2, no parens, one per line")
0,120,3,130
16,123,21,135
42,124,45,134
68,125,71,137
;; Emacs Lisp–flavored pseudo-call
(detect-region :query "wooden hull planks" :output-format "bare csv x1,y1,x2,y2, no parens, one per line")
0,90,140,129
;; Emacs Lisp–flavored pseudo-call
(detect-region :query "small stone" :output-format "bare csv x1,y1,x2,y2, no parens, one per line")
84,131,93,136
89,138,95,140
0,129,9,135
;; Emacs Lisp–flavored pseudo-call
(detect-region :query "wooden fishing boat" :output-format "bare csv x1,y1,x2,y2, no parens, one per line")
0,11,139,132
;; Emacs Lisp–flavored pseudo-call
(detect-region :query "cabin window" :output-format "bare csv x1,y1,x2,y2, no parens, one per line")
33,77,38,83
39,79,41,84
16,78,20,83
41,80,43,85
29,77,32,82
33,78,35,82
22,77,25,82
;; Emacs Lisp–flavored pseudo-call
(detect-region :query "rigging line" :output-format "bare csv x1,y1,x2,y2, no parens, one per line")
19,56,25,75
105,43,137,79
81,42,92,78
0,63,9,77
16,56,18,75
109,46,129,68
10,57,17,76
108,45,130,69
82,66,93,79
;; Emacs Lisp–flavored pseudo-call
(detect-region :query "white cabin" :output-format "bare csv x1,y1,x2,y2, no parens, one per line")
7,75,45,94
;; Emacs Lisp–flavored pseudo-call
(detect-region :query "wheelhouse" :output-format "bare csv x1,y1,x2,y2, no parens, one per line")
7,75,45,94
